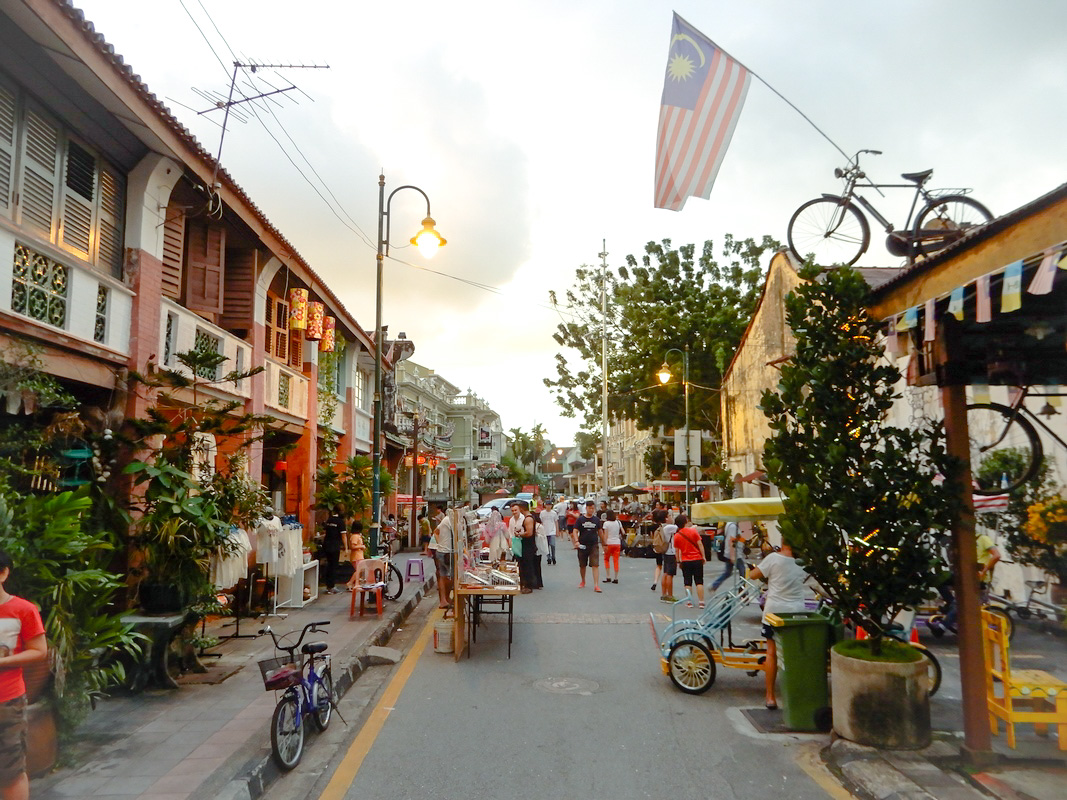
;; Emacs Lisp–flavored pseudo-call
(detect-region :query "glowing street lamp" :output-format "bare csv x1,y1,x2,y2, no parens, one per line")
371,174,445,554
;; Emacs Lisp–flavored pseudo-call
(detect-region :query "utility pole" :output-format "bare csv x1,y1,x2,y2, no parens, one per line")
599,240,609,503
410,412,420,549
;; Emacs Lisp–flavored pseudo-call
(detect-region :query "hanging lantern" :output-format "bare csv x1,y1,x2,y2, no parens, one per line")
320,316,336,352
306,302,324,340
288,288,308,330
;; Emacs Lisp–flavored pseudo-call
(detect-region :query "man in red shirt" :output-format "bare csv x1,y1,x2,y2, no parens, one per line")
673,514,708,609
0,550,48,800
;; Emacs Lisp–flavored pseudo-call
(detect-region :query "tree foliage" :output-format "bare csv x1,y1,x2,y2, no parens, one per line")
760,264,960,654
546,236,775,435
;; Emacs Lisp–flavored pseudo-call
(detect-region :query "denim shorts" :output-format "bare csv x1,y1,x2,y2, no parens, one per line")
434,551,454,579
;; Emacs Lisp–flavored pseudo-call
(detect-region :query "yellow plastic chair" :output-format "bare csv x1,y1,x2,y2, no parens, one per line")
982,608,1067,749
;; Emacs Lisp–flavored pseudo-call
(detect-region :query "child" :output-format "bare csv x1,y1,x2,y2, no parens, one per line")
345,523,366,591
0,550,48,800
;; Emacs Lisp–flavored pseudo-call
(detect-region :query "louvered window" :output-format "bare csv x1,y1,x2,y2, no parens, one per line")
265,292,295,365
1,78,125,275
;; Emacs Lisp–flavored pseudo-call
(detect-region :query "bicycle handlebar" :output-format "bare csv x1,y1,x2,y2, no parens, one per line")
258,620,331,654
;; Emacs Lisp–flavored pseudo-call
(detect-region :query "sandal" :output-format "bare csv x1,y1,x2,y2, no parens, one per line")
698,602,705,609
686,602,694,608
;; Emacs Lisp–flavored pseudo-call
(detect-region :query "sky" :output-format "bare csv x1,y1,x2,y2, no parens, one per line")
73,0,1067,446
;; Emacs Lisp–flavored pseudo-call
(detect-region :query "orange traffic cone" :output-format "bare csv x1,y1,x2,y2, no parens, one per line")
856,626,867,640
910,627,920,644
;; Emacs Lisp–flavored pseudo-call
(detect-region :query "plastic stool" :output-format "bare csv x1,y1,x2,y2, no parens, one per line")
405,558,427,583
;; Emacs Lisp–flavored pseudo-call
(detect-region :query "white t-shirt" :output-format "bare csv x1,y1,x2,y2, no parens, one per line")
758,551,808,623
540,509,560,536
602,519,623,546
662,524,678,556
434,514,454,554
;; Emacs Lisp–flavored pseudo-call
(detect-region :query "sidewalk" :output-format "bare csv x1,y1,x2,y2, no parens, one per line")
31,554,437,800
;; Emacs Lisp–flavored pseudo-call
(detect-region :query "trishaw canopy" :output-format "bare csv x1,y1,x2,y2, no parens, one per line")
690,496,785,523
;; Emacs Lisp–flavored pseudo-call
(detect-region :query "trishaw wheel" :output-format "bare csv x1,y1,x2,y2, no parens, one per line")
667,639,715,694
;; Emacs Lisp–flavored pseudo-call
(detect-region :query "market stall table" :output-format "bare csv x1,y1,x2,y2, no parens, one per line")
453,576,520,661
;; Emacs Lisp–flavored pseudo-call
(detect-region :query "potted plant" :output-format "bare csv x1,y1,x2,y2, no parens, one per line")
760,263,959,748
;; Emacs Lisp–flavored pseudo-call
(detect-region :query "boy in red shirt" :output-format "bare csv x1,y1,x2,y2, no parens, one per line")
0,550,47,800
672,514,708,609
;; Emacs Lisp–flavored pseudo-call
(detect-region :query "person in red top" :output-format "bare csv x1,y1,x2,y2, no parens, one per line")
0,550,47,800
672,514,708,609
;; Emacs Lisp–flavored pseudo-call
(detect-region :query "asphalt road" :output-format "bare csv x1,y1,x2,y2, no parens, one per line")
264,550,845,800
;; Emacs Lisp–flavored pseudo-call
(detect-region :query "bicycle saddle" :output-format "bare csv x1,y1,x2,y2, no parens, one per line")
901,169,933,184
302,641,328,654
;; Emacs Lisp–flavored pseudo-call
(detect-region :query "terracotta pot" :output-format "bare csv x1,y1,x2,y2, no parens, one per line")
23,659,51,704
26,701,57,778
830,644,931,749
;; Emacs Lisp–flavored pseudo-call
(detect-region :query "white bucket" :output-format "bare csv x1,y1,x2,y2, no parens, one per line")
433,620,454,653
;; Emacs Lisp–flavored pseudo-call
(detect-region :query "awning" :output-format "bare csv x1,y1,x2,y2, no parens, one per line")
690,496,785,523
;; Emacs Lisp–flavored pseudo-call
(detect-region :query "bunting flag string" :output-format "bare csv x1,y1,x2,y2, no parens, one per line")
1001,260,1023,312
923,298,936,342
948,286,965,320
976,275,992,323
1027,247,1061,295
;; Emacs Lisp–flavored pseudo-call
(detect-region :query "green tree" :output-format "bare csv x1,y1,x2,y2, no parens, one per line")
574,431,600,460
760,264,960,655
546,236,775,436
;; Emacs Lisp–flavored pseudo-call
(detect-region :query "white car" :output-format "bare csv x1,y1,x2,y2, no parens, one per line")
475,497,517,519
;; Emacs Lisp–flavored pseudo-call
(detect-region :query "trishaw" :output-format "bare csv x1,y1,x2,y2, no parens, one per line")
650,497,785,694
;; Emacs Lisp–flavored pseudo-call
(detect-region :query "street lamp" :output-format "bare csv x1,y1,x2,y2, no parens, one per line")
372,174,445,556
657,344,691,515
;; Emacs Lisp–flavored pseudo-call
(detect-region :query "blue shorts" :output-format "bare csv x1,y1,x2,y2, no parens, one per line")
434,552,454,579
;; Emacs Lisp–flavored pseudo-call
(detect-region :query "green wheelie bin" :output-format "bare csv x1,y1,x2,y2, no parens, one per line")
765,611,831,731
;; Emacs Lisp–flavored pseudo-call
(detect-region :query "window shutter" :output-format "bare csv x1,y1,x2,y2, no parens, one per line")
59,138,96,260
289,328,303,369
183,220,225,315
273,298,289,360
0,79,16,220
96,164,124,277
16,103,61,241
161,201,185,299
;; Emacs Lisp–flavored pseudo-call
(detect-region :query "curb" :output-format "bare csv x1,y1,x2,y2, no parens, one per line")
196,574,437,800
823,737,986,800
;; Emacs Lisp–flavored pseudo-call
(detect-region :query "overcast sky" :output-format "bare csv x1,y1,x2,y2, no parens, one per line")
75,0,1067,445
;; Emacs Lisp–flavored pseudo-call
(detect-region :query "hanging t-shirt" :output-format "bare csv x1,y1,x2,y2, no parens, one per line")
0,595,46,702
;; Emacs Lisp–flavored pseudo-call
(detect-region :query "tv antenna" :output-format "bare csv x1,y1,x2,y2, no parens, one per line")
193,59,329,217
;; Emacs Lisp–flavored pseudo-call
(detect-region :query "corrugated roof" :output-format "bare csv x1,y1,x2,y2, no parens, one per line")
52,0,376,352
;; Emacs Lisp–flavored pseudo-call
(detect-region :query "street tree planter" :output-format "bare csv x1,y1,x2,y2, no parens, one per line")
831,643,931,749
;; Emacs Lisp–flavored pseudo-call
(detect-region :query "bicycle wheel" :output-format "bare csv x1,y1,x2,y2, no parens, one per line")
384,562,403,601
667,639,716,694
912,195,993,258
913,645,942,697
270,692,305,770
311,666,333,732
961,403,1042,495
788,196,870,267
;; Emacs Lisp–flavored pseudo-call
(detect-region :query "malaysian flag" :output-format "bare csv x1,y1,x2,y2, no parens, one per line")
973,493,1010,513
655,14,751,211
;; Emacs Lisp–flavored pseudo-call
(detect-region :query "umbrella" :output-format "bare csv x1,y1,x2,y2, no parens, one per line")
690,496,785,524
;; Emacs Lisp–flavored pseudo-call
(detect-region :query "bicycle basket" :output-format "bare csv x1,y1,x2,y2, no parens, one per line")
258,656,301,691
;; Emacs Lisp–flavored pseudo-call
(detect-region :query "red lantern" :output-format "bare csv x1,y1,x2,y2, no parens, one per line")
274,460,288,473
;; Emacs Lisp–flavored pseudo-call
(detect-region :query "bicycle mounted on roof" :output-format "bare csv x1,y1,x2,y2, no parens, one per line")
787,149,993,267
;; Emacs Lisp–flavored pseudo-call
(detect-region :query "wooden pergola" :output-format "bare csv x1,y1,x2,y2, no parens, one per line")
867,182,1067,760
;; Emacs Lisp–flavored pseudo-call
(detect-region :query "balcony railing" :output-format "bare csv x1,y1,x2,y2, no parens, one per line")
159,299,252,399
264,358,309,419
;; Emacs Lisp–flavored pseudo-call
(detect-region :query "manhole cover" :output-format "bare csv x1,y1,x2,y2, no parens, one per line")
534,677,600,695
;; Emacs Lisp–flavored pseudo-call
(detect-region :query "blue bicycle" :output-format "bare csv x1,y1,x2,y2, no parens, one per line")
258,620,334,770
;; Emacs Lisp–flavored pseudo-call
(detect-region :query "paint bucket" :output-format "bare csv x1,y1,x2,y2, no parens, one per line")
433,620,454,654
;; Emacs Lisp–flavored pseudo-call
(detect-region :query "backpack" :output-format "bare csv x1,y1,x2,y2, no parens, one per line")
712,530,727,562
652,525,668,554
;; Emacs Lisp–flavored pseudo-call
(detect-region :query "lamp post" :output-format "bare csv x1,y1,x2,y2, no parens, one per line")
372,174,445,556
657,344,690,515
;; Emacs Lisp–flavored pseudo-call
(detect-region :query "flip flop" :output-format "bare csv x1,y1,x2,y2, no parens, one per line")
594,586,602,593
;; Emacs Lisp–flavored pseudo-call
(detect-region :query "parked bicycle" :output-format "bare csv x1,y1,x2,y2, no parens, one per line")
947,385,1066,495
258,620,335,770
787,149,993,267
375,530,405,600
989,580,1066,624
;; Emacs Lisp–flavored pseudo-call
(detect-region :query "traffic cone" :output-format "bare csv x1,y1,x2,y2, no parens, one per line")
856,626,867,640
910,627,920,644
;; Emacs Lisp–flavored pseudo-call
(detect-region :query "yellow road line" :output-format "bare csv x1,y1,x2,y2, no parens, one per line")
794,742,858,800
319,610,439,800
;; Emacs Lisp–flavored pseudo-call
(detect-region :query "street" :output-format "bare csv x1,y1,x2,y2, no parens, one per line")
262,551,847,800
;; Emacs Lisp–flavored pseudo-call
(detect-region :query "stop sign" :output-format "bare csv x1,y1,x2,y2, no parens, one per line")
448,463,457,474
670,470,680,480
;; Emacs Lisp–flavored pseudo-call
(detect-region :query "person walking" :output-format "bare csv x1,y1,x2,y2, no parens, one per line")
572,500,604,592
0,550,48,800
649,500,669,591
418,510,432,555
673,514,707,609
710,520,746,591
565,502,579,549
660,519,679,602
320,512,345,594
513,501,538,593
538,499,559,565
602,510,623,584
748,539,808,709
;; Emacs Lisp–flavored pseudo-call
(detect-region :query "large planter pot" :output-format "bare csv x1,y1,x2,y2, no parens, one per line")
26,701,57,777
138,582,187,615
830,643,931,749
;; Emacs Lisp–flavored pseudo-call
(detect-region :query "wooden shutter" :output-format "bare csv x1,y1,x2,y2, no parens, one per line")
16,103,61,241
161,201,185,299
0,79,15,220
220,248,256,331
289,328,303,369
265,292,291,362
183,220,225,316
96,164,124,277
59,138,96,260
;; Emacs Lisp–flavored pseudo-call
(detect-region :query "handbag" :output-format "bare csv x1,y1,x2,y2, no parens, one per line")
535,524,549,557
511,533,523,559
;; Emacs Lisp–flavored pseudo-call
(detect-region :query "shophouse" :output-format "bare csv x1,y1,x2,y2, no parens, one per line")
445,390,504,505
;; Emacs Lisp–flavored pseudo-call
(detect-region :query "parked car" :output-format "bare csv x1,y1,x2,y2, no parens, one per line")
475,497,517,519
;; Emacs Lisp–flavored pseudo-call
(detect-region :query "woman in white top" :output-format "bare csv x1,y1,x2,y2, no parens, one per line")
601,510,623,584
748,541,808,710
